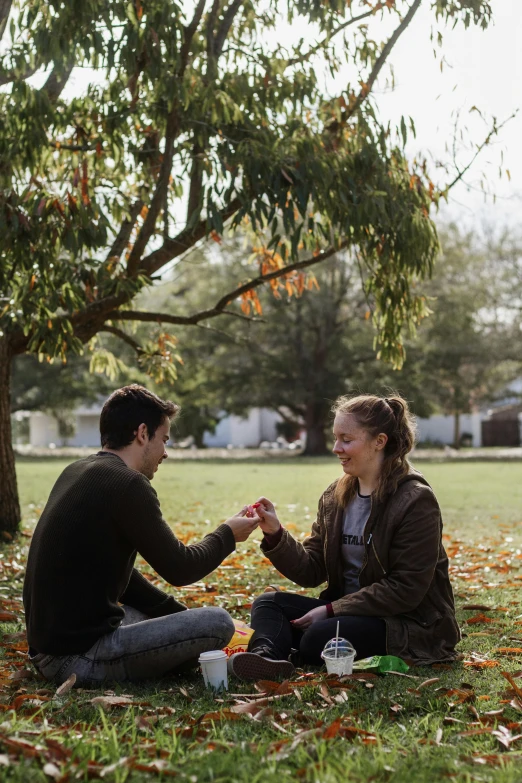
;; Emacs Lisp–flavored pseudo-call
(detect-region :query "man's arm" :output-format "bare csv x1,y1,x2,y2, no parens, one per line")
120,568,187,616
114,474,237,586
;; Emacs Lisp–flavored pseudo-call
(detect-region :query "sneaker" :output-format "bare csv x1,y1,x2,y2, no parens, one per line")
228,652,295,682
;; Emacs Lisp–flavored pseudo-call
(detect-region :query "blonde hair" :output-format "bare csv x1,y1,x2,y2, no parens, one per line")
333,393,416,507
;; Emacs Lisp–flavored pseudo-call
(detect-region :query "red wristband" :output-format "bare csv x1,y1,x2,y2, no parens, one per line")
326,603,334,618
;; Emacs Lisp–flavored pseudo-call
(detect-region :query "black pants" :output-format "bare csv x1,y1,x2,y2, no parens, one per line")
249,592,387,666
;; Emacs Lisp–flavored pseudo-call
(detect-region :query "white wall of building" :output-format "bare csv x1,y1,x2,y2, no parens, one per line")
203,408,281,447
28,408,102,447
416,412,483,447
29,412,59,447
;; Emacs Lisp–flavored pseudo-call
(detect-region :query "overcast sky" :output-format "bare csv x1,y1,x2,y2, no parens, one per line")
331,0,521,231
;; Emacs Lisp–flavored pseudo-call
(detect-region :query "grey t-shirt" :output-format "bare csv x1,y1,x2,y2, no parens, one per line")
341,492,371,595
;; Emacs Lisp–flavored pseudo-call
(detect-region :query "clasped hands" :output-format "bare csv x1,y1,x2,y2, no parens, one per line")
224,497,327,629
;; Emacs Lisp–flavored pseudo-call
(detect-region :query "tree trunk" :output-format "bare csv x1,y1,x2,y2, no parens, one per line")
0,337,21,535
302,402,330,456
453,410,461,449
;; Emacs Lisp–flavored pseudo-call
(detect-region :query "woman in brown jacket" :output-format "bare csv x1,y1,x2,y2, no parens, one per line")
229,394,460,682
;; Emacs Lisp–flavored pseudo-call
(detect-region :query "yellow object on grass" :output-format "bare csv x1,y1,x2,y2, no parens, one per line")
222,619,254,657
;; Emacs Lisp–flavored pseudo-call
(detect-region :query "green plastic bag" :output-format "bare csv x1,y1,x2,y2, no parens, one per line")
352,655,409,674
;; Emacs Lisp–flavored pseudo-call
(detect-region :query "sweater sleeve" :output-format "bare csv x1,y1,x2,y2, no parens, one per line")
259,495,328,588
114,474,236,586
120,568,187,616
330,489,441,617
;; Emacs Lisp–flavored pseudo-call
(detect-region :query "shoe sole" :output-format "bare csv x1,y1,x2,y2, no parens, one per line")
230,653,295,682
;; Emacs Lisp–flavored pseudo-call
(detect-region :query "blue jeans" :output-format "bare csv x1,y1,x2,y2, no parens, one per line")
29,605,235,687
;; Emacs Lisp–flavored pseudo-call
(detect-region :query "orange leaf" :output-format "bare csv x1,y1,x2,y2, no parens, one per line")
81,159,89,205
466,613,495,624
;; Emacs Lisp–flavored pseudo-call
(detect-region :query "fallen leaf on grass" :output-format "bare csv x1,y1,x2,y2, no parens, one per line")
497,648,522,655
9,668,33,682
466,614,495,625
461,604,494,611
492,725,522,749
197,710,243,723
43,761,62,780
464,660,500,669
510,699,522,712
419,677,441,689
99,757,128,777
0,735,41,758
437,686,475,705
54,673,76,698
89,695,135,710
231,700,269,715
11,693,49,711
255,680,291,695
501,671,522,700
0,612,17,622
135,714,159,730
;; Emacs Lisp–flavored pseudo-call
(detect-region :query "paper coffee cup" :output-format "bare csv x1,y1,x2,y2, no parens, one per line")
198,650,228,690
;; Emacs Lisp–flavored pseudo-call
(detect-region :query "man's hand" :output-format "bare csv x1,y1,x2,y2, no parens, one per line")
224,507,260,543
291,605,328,629
253,497,281,535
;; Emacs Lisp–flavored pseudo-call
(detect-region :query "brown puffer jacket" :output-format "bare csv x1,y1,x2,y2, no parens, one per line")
261,469,460,665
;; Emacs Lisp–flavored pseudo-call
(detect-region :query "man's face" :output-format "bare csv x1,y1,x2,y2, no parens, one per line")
140,417,170,479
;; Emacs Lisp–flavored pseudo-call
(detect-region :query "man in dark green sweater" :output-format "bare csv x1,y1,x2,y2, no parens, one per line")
23,385,259,687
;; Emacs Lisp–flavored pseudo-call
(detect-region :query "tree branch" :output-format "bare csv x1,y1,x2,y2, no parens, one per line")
108,241,348,327
0,0,12,42
99,325,143,354
214,0,244,58
41,60,74,103
0,61,39,87
106,199,144,262
286,9,375,67
442,112,518,194
141,196,242,276
125,0,207,276
108,307,264,326
346,0,422,119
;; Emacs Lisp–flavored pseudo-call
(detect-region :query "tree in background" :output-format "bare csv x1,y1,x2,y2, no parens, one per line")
0,0,499,532
137,238,434,454
413,225,522,446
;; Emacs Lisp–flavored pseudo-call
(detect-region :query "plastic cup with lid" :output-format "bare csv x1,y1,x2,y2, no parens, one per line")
198,650,228,690
321,637,356,676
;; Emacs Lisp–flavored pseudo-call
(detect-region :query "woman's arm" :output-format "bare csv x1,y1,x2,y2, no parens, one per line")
258,495,328,588
330,488,441,617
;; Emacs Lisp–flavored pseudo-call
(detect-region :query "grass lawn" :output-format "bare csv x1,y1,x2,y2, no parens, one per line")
0,457,521,781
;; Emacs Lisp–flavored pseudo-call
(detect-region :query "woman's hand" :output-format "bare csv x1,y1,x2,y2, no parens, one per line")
291,605,328,629
253,497,281,535
224,507,260,542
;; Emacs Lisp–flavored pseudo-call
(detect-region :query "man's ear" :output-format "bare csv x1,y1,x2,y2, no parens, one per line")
375,433,388,451
135,423,149,445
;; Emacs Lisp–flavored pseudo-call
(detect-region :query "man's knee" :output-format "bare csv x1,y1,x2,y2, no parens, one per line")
196,607,235,646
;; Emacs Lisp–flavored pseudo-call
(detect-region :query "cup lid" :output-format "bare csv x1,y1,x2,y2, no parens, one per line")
198,650,228,662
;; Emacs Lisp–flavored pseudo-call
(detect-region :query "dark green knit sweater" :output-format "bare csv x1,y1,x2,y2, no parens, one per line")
23,452,235,655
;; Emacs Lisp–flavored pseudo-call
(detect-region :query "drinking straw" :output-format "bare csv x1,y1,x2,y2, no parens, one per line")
335,621,340,658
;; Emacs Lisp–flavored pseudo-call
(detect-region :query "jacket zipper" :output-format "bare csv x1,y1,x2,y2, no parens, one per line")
358,495,373,578
370,535,387,576
359,497,387,579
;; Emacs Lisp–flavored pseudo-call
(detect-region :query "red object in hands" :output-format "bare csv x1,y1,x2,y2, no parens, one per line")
252,502,261,509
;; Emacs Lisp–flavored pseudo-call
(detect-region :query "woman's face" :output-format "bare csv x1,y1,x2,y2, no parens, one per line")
332,413,387,479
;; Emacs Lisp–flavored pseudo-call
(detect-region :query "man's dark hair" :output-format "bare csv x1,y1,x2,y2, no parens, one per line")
100,385,180,449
